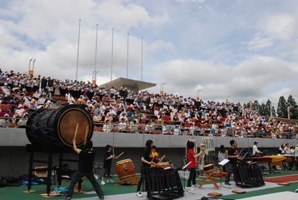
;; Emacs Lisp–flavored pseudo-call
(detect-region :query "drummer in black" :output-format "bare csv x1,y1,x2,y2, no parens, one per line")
65,139,104,200
225,140,242,185
101,144,119,185
136,139,156,198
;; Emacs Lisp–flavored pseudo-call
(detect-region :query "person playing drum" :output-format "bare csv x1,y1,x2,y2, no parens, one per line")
65,139,104,200
186,140,202,190
101,144,120,185
136,140,156,198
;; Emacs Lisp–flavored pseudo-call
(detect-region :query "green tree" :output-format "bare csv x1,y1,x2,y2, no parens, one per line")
253,100,260,111
265,99,274,116
277,96,287,118
259,103,266,116
287,95,298,119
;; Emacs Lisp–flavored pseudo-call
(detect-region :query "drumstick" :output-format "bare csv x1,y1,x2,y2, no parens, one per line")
84,125,89,144
116,152,124,159
74,123,79,139
238,148,244,156
241,152,248,159
182,161,192,170
158,155,165,163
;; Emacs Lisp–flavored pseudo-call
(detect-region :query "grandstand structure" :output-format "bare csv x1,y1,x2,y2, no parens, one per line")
0,69,297,178
100,77,156,93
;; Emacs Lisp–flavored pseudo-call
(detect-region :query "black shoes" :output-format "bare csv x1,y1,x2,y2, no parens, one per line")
225,182,231,185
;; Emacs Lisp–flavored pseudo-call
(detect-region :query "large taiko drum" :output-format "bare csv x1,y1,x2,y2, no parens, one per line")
116,159,136,180
26,104,93,148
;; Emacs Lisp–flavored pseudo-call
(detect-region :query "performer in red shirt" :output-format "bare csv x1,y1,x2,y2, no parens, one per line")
186,140,201,190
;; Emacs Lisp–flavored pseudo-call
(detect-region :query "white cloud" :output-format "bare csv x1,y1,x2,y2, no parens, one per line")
148,40,175,52
246,33,273,50
259,14,297,40
97,0,169,31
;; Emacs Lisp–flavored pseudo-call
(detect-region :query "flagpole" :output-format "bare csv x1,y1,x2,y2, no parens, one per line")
76,19,81,81
94,24,98,84
126,32,129,78
110,28,114,81
141,36,143,81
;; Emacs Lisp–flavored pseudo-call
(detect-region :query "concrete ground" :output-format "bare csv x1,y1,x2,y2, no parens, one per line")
71,181,287,200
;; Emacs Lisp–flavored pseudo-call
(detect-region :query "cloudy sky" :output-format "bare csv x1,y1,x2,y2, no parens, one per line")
1,0,298,107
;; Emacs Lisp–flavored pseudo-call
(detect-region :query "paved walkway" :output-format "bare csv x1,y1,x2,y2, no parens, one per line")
66,181,283,200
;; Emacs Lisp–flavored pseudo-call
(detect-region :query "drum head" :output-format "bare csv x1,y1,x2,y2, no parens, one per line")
57,105,93,147
116,159,132,165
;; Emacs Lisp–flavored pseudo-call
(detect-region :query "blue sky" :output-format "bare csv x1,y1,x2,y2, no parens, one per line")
1,0,298,107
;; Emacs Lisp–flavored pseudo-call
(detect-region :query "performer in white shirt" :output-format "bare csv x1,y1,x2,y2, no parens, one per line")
252,141,262,156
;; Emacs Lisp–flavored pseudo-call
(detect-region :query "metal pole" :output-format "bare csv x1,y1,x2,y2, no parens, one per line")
196,89,202,100
32,59,36,71
93,70,99,85
28,59,32,70
141,36,143,81
127,32,129,78
76,19,81,81
287,106,292,119
111,28,114,81
160,83,166,95
94,24,98,76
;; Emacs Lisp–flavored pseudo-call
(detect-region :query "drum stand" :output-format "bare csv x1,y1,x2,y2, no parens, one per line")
26,144,81,195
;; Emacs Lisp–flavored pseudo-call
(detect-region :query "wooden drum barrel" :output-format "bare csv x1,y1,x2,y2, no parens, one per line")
116,159,136,180
26,105,93,148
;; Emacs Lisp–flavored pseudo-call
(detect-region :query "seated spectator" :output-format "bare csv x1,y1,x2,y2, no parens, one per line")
93,113,103,123
17,112,28,127
12,104,26,123
0,113,13,127
28,99,38,110
118,118,127,132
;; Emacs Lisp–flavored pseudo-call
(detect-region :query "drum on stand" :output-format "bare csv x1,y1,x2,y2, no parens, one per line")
235,161,265,188
153,162,171,169
116,159,136,180
26,104,93,148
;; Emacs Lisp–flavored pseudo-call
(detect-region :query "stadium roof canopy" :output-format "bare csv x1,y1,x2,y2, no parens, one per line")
100,77,156,93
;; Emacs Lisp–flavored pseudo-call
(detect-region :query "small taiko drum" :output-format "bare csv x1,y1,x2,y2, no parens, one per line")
203,164,214,172
154,162,171,169
116,159,136,180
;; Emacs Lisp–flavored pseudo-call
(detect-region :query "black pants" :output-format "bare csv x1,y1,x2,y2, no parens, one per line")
225,163,236,183
103,167,111,178
187,168,196,187
66,171,104,199
137,168,149,195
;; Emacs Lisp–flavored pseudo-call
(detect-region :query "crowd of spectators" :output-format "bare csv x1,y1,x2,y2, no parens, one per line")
0,68,297,139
